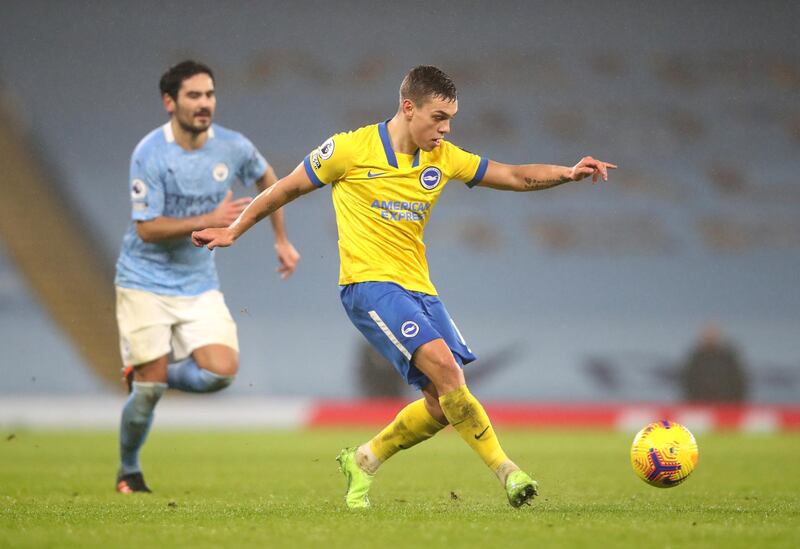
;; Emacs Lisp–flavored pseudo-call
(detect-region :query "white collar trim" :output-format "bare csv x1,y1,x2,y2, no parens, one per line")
162,122,214,144
162,122,174,143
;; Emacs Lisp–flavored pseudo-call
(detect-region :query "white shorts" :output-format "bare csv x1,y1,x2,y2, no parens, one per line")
116,286,239,366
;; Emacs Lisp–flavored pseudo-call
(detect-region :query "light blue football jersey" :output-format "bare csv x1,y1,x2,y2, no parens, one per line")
115,122,267,296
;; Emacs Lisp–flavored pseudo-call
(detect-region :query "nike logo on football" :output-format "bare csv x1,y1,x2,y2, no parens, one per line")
367,170,386,178
474,426,490,440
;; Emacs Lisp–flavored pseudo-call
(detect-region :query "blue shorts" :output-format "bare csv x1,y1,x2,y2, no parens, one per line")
340,282,476,390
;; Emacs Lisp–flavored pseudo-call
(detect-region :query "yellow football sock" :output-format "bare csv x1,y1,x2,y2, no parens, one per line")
368,398,446,463
438,385,509,473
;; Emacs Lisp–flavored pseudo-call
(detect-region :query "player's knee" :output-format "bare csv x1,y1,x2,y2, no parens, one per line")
133,360,169,384
207,356,239,378
224,359,239,377
430,359,464,394
415,341,464,393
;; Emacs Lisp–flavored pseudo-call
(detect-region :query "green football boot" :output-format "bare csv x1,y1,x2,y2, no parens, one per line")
505,470,538,508
336,447,374,509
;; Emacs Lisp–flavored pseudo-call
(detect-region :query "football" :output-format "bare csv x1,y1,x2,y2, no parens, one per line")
630,420,699,488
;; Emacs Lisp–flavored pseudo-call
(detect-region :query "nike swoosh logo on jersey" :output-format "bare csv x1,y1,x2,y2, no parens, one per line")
474,426,490,440
367,170,387,178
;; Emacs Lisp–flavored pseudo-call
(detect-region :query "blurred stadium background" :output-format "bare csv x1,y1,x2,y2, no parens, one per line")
1,0,798,430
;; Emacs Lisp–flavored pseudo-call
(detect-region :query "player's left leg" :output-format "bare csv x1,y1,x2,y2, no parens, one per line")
413,339,510,476
413,339,538,507
352,389,447,471
167,290,239,393
167,344,237,393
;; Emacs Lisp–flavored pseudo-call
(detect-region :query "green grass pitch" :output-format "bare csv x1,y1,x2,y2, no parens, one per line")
2,429,799,548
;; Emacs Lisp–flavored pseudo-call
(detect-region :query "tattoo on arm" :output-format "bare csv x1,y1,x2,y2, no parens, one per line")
523,175,570,190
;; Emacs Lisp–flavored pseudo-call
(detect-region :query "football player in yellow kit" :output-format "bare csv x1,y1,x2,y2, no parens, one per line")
193,65,616,508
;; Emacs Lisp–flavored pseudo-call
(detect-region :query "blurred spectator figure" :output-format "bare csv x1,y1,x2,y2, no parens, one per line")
680,323,749,402
356,340,408,398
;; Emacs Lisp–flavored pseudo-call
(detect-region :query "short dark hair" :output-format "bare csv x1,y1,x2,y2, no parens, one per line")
399,65,457,105
159,60,215,100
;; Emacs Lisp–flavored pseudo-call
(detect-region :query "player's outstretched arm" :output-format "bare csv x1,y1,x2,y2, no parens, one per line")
192,163,317,250
477,157,617,192
256,165,301,279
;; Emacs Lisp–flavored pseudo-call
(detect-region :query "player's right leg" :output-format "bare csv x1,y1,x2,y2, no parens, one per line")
117,356,168,493
337,392,447,508
336,283,451,508
115,287,173,493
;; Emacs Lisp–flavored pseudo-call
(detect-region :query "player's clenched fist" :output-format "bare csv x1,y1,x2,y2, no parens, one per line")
192,227,235,250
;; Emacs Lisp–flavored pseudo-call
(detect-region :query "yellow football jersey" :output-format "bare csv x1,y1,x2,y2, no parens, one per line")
303,121,488,295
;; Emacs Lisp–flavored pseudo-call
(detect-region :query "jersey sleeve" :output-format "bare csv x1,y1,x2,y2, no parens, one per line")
129,146,164,221
235,136,268,188
445,143,489,188
302,132,354,187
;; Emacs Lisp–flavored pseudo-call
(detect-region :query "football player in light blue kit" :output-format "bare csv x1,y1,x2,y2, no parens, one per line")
114,61,300,493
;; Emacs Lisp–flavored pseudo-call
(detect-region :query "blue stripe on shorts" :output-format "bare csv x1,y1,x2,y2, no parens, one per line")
339,282,476,390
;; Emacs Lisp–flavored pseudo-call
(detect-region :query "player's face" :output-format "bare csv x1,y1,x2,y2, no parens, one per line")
407,96,457,152
165,73,216,134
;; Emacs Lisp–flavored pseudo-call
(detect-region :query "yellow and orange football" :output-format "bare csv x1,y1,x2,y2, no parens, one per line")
630,420,699,488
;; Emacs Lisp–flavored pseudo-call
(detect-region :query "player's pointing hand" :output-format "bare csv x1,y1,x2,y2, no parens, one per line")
570,156,617,183
192,227,235,250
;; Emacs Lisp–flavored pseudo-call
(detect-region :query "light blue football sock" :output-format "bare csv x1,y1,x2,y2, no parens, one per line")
119,381,166,475
167,358,235,393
